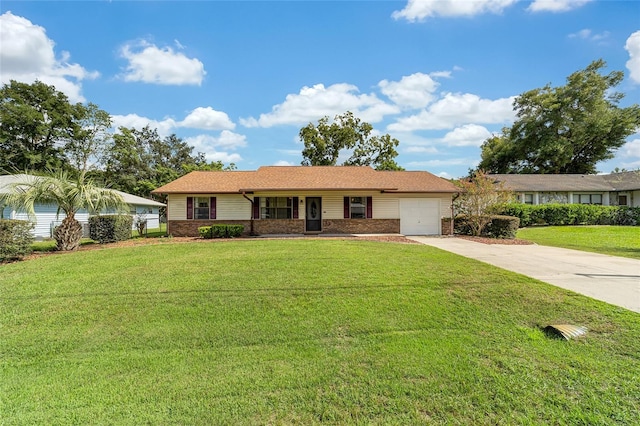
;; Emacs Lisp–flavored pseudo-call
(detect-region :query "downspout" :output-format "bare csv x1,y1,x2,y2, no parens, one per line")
451,192,460,236
241,192,257,236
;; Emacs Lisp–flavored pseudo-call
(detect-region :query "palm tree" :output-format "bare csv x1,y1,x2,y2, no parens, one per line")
0,172,128,251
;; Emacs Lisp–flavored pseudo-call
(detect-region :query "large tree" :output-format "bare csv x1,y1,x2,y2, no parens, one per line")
102,126,220,197
300,111,403,170
0,172,128,251
478,60,640,174
65,102,112,179
0,80,77,173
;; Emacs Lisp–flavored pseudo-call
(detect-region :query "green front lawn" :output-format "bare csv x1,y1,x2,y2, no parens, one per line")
517,225,640,259
2,240,639,424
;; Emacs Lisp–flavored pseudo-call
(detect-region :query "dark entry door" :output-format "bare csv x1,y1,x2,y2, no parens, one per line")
306,197,322,232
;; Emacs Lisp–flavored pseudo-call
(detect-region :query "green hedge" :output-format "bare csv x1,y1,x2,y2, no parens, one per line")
198,224,244,239
485,215,520,239
497,204,640,227
89,215,133,244
0,219,34,261
454,215,520,239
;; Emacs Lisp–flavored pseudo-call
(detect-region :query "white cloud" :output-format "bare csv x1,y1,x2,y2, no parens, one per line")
622,138,640,158
184,134,245,163
239,83,399,128
273,160,295,166
378,72,440,109
388,92,515,132
568,29,610,43
111,114,177,137
441,124,492,147
625,31,640,84
407,158,478,167
392,0,517,21
191,131,247,150
119,40,206,85
528,0,592,13
405,146,439,154
179,107,235,130
0,11,98,102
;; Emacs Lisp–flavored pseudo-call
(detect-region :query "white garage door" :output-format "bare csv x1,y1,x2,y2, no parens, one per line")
400,199,440,235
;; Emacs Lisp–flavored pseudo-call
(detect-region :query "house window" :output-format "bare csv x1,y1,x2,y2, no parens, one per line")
349,197,367,218
577,194,602,205
618,195,628,206
523,194,534,205
260,197,292,219
194,197,210,219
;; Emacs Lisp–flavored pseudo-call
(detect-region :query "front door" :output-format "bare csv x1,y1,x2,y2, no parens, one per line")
306,197,322,232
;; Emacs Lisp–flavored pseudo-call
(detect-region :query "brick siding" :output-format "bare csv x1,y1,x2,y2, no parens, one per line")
321,219,400,234
168,218,401,236
441,218,453,235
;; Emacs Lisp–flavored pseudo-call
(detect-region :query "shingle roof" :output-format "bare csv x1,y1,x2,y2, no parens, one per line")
152,166,459,194
602,171,640,191
490,173,640,192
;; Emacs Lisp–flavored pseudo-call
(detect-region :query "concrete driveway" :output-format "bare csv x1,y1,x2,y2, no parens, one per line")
408,236,640,314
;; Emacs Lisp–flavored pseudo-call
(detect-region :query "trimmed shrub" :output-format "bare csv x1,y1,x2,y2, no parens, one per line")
199,224,244,239
498,204,639,227
453,215,474,235
212,224,244,238
484,215,520,239
198,226,212,239
89,215,133,244
613,207,640,226
0,219,34,261
455,215,520,239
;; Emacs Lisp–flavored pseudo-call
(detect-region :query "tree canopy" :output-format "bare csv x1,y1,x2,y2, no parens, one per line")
300,111,404,170
0,80,77,172
478,60,640,174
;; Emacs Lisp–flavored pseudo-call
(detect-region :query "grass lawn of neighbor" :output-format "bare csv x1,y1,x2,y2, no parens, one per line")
2,239,639,424
517,225,640,259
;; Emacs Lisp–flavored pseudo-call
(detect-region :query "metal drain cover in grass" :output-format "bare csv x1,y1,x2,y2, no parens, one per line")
544,324,587,340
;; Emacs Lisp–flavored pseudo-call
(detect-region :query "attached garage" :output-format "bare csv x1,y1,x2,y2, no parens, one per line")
400,198,440,235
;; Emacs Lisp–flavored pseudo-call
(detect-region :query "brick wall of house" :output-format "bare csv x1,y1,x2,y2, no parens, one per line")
168,220,253,237
441,218,453,235
254,219,305,234
321,219,400,234
169,219,402,236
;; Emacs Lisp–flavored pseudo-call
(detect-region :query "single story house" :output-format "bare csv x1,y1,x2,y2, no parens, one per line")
152,166,459,236
490,171,640,207
0,174,166,238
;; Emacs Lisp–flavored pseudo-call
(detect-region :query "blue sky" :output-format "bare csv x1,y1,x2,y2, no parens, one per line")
1,0,639,178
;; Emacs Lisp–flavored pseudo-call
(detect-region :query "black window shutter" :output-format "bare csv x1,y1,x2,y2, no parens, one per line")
366,197,373,219
292,197,299,219
186,197,193,220
209,197,216,219
253,197,260,219
344,197,350,219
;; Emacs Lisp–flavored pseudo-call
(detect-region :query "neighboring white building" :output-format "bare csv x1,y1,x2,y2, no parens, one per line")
0,175,165,238
490,172,640,207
